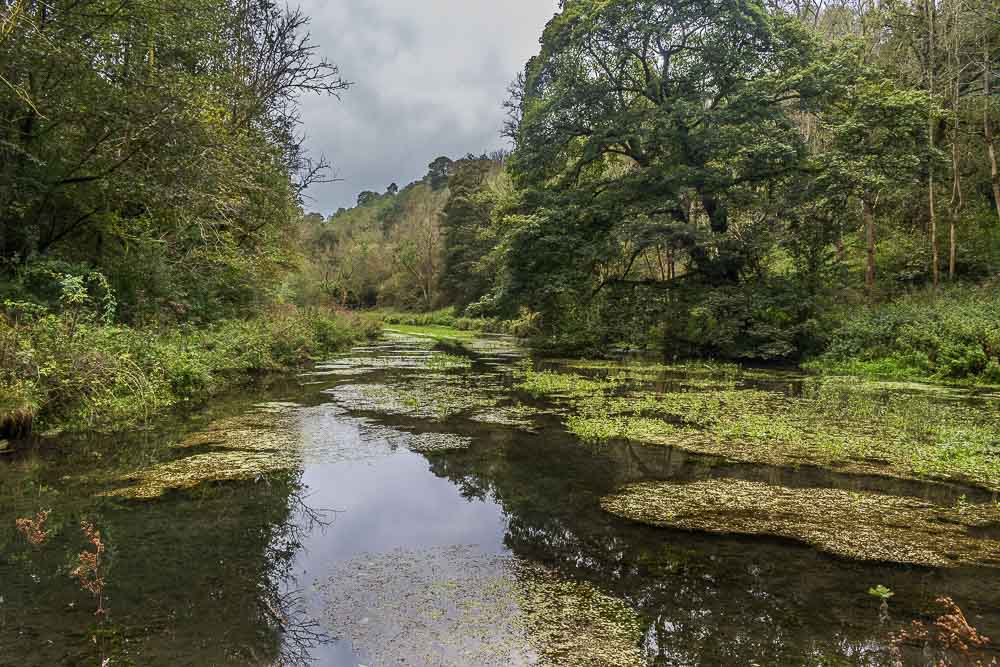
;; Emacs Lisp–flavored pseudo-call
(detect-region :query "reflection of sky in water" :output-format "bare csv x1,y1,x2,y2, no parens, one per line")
291,447,509,665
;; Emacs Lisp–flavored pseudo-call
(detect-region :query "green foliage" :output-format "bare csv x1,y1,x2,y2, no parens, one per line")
298,183,449,310
0,0,345,324
811,285,1000,383
0,305,379,434
439,158,505,309
868,586,895,601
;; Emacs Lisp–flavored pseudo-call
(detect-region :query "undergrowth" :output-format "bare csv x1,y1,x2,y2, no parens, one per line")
809,284,1000,384
0,304,380,435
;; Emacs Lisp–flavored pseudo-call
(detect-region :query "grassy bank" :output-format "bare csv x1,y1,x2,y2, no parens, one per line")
0,306,380,436
378,307,541,338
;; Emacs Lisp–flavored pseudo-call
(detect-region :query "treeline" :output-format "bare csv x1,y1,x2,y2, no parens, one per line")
297,153,509,312
306,0,1000,379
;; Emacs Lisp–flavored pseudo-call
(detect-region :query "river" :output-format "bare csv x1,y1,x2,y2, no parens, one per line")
2,332,998,666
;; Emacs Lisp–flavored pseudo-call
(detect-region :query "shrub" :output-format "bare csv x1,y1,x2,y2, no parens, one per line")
810,284,1000,383
0,306,380,435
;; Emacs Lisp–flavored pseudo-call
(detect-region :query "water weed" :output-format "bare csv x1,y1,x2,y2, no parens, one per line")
531,363,1000,490
601,479,1000,568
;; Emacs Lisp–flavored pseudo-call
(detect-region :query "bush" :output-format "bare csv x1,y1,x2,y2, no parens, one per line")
0,306,380,435
810,284,1000,383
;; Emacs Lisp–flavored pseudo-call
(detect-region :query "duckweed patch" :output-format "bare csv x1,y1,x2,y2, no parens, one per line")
302,341,476,380
470,404,543,430
102,450,292,499
561,359,742,380
427,352,474,371
600,480,1000,568
517,369,617,399
315,546,644,667
406,432,473,452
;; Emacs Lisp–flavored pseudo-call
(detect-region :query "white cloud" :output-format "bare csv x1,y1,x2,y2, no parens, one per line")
295,0,559,212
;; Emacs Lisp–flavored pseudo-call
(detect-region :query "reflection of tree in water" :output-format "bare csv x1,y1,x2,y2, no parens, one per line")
1,467,328,667
423,432,1000,666
261,479,336,667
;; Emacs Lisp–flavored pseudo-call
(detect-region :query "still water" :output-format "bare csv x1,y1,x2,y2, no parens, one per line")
1,334,998,666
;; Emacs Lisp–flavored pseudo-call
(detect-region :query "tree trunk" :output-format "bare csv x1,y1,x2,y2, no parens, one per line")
864,198,876,292
987,41,1000,224
949,217,957,278
927,0,939,288
930,171,939,287
948,10,961,281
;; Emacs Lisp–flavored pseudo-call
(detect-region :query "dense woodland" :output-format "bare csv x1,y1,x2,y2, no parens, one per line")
2,0,1000,436
302,0,1000,380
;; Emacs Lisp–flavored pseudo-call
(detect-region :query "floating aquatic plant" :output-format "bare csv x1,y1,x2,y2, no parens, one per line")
600,479,1000,568
406,432,473,453
104,400,477,498
326,376,505,422
525,365,1000,491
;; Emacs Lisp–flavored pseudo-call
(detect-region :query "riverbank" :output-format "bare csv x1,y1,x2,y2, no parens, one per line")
0,307,380,438
379,284,1000,386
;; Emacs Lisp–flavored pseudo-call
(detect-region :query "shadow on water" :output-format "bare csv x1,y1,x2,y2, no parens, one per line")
0,335,998,665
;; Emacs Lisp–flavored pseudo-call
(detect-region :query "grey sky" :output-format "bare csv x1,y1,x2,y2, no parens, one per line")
296,0,560,214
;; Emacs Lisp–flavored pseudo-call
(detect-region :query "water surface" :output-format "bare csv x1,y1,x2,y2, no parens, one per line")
2,334,998,666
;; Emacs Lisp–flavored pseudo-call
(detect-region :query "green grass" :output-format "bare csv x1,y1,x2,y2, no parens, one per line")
384,324,482,342
376,308,536,338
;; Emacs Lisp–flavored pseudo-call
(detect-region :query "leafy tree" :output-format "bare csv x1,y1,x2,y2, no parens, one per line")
0,0,346,322
440,157,503,309
357,191,380,207
813,52,933,292
426,156,455,190
501,0,823,328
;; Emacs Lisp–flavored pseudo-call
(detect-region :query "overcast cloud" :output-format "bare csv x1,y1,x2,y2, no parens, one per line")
295,0,560,214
